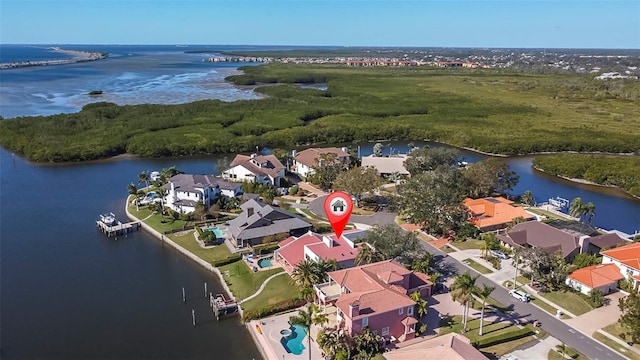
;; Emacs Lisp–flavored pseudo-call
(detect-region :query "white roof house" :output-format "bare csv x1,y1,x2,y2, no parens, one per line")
222,154,286,187
360,154,410,177
293,147,350,179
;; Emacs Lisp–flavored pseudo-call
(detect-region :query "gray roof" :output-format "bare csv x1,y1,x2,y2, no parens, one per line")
163,174,240,193
589,233,628,250
229,154,285,179
496,221,579,259
228,199,311,241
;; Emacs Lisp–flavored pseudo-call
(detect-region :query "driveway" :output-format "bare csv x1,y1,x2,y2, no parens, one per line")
565,291,625,336
308,195,397,226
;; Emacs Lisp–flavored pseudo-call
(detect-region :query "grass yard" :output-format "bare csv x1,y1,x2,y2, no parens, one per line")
240,271,301,312
603,322,640,351
529,294,561,316
593,332,640,360
548,347,589,360
441,244,457,253
128,202,191,233
537,290,593,316
463,258,493,274
452,239,485,250
438,316,540,357
471,296,513,314
219,263,286,301
169,231,231,264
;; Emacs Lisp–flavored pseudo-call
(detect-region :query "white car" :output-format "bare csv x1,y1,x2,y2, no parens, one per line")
491,250,509,259
509,290,530,302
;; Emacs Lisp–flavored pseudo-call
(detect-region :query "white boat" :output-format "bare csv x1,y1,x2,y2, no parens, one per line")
99,212,118,226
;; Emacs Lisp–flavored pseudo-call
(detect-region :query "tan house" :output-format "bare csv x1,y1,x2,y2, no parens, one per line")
360,154,410,177
292,147,350,178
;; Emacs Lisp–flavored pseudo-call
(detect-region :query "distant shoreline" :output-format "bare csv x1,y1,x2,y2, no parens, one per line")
0,47,108,70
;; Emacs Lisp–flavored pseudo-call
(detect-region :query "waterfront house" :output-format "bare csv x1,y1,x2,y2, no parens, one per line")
601,242,640,292
162,174,242,213
293,147,350,179
360,154,410,178
314,260,432,343
496,221,585,261
463,197,535,232
566,263,624,295
586,232,629,254
227,199,312,248
222,154,286,187
383,332,488,360
275,229,367,274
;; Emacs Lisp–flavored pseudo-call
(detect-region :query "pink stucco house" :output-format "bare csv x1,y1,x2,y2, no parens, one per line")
314,260,432,342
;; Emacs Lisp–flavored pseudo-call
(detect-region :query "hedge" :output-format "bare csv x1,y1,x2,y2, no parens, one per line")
473,327,534,348
242,298,308,321
212,254,243,267
252,242,280,254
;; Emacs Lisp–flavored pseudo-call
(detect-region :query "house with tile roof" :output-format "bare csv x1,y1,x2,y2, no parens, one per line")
222,153,285,187
601,242,640,292
566,263,624,295
275,229,367,274
383,332,488,360
226,199,312,248
360,154,410,177
587,232,629,254
496,221,588,260
292,147,350,179
161,174,243,213
314,260,432,342
463,197,535,232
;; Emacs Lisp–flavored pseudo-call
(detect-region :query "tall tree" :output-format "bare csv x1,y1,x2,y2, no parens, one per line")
463,158,519,198
354,243,386,266
359,224,424,264
403,147,461,176
292,259,320,288
160,166,183,183
333,166,383,207
476,284,495,336
289,303,328,360
352,328,382,359
618,291,640,345
410,291,429,319
450,271,478,333
411,252,435,274
373,143,384,157
138,171,150,188
569,197,586,219
521,190,535,206
394,166,469,236
127,182,138,195
308,153,344,191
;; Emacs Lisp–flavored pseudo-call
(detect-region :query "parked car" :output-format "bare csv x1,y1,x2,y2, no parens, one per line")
491,250,509,260
509,290,530,302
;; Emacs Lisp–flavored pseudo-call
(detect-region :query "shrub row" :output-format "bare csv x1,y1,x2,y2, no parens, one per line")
212,254,243,267
473,327,534,348
241,298,308,322
252,242,280,254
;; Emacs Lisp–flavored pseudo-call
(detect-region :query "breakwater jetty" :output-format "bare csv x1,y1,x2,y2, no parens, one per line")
0,48,108,70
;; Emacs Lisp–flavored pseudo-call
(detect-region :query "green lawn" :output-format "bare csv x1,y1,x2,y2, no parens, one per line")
525,208,572,221
548,347,589,360
593,332,640,360
603,322,640,351
472,296,513,314
219,262,286,301
537,290,593,316
438,316,539,357
452,239,485,250
169,231,231,263
528,294,561,316
463,258,493,274
239,271,301,312
128,202,191,233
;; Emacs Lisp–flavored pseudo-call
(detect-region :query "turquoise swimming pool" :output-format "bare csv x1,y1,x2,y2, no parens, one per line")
257,257,272,268
204,227,224,238
280,324,306,355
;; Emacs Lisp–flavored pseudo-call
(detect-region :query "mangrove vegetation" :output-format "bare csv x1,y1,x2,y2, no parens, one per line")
0,63,639,162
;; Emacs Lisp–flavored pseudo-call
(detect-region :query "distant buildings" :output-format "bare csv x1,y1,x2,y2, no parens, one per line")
162,174,242,213
292,147,350,179
223,153,286,187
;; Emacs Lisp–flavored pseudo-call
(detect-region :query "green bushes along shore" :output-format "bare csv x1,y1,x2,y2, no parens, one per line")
1,63,639,162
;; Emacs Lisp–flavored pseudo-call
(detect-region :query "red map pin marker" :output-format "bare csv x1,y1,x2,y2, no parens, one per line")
324,191,353,238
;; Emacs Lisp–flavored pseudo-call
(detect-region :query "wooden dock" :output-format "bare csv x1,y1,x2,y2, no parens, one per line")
96,219,141,237
210,293,238,320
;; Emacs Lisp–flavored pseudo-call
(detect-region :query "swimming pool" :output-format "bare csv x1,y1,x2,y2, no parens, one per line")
257,257,272,268
280,324,306,355
204,227,224,238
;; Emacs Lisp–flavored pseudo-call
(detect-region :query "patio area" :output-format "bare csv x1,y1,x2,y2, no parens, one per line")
248,310,324,360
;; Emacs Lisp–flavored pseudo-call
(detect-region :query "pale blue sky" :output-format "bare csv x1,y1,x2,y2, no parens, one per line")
1,0,638,48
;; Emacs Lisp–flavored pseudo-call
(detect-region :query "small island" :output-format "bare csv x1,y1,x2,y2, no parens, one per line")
88,90,104,96
0,48,108,70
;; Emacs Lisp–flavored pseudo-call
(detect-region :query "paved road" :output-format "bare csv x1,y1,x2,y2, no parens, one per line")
423,244,624,360
308,195,397,226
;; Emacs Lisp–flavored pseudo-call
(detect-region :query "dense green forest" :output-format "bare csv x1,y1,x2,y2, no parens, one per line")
533,154,640,197
0,63,639,162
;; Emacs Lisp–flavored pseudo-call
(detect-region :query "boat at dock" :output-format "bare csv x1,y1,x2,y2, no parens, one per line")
99,212,118,226
96,212,140,238
210,293,238,320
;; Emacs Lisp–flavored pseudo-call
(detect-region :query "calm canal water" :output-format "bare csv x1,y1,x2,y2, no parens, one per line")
0,147,260,359
1,140,639,359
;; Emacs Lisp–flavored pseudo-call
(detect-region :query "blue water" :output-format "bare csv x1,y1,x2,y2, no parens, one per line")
206,227,224,238
0,44,74,63
258,257,273,268
280,324,306,355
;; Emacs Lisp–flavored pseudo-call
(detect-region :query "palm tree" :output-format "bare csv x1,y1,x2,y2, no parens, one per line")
411,252,434,274
292,259,318,287
521,190,535,206
138,171,149,189
410,291,429,319
569,197,585,219
289,303,326,360
317,329,341,359
154,186,168,222
354,243,385,266
127,182,138,195
583,202,596,224
429,272,442,293
450,271,478,333
476,284,495,336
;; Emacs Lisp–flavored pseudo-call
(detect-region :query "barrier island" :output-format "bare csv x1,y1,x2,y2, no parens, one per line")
0,63,639,163
0,47,108,70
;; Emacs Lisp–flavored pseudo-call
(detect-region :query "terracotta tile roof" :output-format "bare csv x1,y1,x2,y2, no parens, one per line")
294,147,349,167
568,263,624,288
229,154,284,179
602,242,640,271
401,317,419,326
464,197,534,230
401,223,422,232
277,229,365,268
383,333,488,360
329,260,430,319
